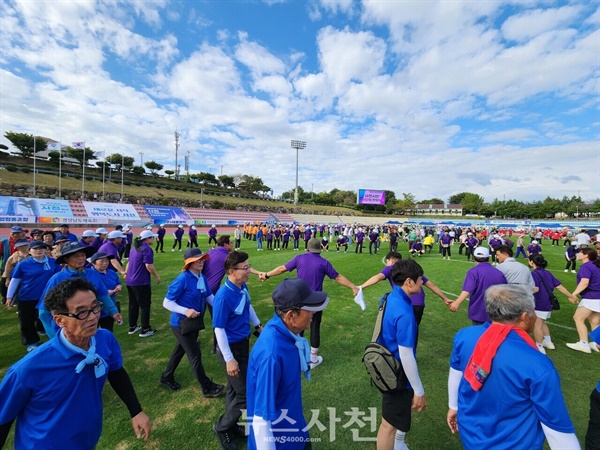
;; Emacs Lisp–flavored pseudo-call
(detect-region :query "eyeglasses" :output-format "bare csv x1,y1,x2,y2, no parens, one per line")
233,264,252,271
57,302,103,320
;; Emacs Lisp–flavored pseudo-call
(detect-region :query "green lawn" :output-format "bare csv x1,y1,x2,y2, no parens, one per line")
0,236,596,449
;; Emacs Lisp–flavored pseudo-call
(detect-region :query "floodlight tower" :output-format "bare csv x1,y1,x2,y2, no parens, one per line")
290,139,306,205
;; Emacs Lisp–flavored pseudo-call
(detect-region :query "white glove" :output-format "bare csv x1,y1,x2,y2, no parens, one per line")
354,286,366,311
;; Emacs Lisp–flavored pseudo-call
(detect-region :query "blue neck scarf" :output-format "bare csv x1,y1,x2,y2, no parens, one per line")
32,255,51,270
59,331,107,378
226,282,250,315
287,328,311,380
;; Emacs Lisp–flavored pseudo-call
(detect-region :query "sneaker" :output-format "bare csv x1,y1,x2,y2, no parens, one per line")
26,343,39,352
590,342,600,353
214,424,238,450
232,424,247,439
128,325,141,335
160,377,181,391
571,270,576,273
566,342,592,354
203,381,225,398
537,345,546,355
542,341,556,350
139,328,156,338
564,269,569,273
172,249,175,252
310,355,323,370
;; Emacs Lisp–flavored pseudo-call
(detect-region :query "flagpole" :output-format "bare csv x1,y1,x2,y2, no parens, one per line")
81,143,86,200
33,136,36,196
101,150,105,201
58,141,62,198
120,153,124,202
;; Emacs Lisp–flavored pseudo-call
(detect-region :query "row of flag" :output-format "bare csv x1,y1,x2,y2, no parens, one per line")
46,141,85,151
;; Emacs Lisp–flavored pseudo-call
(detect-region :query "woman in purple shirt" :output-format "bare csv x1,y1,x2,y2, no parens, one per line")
126,230,161,338
528,255,572,354
566,248,600,354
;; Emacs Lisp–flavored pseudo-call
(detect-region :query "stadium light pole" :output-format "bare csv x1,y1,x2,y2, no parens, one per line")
291,140,306,205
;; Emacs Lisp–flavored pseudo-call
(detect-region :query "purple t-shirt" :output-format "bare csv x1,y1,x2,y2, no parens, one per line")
409,275,429,307
208,228,218,238
202,246,229,293
440,234,452,246
304,229,312,240
284,253,338,291
98,241,120,271
125,242,154,286
462,263,507,322
527,244,541,255
531,268,561,311
578,261,600,299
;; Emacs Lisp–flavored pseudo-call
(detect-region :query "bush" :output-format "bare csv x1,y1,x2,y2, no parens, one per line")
4,165,18,172
21,167,31,174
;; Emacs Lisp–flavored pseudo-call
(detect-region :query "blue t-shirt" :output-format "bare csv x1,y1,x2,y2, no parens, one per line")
377,285,417,390
247,313,309,449
0,329,123,449
450,324,575,449
165,271,213,327
92,268,121,318
212,279,251,344
11,257,61,301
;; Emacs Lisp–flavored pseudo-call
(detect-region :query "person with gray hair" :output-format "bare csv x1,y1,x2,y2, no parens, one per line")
447,284,580,450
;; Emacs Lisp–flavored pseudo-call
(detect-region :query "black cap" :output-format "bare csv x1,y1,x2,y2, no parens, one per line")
88,251,114,264
56,241,95,264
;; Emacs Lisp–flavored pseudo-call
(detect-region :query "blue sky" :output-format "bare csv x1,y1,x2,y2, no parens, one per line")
1,0,598,203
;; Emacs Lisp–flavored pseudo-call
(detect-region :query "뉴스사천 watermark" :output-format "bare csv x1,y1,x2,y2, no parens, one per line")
239,407,378,442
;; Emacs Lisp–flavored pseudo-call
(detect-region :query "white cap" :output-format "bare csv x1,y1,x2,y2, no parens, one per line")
122,226,130,231
95,228,108,235
108,231,126,239
473,247,490,258
140,230,158,240
532,240,538,244
178,224,184,228
81,230,98,238
212,224,216,228
146,225,153,230
191,226,196,230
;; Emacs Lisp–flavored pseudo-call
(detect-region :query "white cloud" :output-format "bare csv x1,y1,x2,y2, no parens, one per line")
501,5,583,42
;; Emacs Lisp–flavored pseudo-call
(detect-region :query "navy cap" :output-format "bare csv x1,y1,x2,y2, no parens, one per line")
10,226,23,233
272,278,329,312
28,240,50,250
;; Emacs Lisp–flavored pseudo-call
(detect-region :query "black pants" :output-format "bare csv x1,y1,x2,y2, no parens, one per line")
208,237,217,247
586,388,600,450
98,316,115,332
127,284,152,330
155,239,164,252
235,238,241,249
390,241,398,253
442,246,451,257
282,240,289,249
565,259,576,271
162,326,211,389
355,242,363,253
123,242,132,259
188,238,198,248
465,247,475,260
413,306,425,349
18,300,40,346
215,339,249,432
458,243,465,255
172,239,182,250
299,310,323,348
369,241,377,254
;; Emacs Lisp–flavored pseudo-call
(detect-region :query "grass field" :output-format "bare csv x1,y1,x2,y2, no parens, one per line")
0,236,596,449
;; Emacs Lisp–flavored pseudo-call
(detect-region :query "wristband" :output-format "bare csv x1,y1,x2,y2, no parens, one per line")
265,274,270,280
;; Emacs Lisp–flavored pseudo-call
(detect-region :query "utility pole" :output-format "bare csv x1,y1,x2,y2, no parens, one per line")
174,131,180,180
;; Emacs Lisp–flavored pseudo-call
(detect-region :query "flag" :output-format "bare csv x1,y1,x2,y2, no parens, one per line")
47,142,60,151
72,141,85,149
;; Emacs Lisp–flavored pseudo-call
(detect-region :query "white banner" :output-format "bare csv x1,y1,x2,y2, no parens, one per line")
82,202,140,220
0,215,35,223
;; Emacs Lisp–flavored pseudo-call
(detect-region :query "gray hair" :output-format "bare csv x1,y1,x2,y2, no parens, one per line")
484,284,535,323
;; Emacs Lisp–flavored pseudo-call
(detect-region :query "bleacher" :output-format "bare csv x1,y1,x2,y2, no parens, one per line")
133,204,153,221
68,200,88,217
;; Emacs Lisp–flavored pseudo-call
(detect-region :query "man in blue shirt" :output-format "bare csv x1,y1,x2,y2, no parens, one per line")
247,278,329,450
377,259,427,450
55,223,78,242
447,284,579,449
213,251,263,450
0,278,150,449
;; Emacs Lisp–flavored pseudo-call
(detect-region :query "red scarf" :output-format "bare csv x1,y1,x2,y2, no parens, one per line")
464,323,537,391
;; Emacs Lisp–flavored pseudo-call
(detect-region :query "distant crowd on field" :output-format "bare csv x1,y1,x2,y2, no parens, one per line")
1,220,600,450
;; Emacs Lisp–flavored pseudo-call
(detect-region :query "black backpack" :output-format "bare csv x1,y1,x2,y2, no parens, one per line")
362,293,406,392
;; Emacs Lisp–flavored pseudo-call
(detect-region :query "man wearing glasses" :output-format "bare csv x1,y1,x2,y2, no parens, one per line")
213,251,264,450
0,278,151,448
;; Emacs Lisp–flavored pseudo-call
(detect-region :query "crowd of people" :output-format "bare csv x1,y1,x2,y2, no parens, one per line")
0,221,599,449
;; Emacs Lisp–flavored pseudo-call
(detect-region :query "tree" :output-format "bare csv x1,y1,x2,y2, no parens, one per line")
420,197,444,205
66,147,97,168
164,170,175,180
196,172,219,186
4,131,47,158
461,193,485,214
218,175,235,189
106,154,134,171
144,160,163,176
96,161,110,170
48,151,61,167
396,193,417,212
240,175,269,195
448,192,470,205
132,166,145,176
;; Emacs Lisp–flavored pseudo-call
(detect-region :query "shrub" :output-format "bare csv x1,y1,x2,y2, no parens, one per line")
4,165,18,172
21,167,31,174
